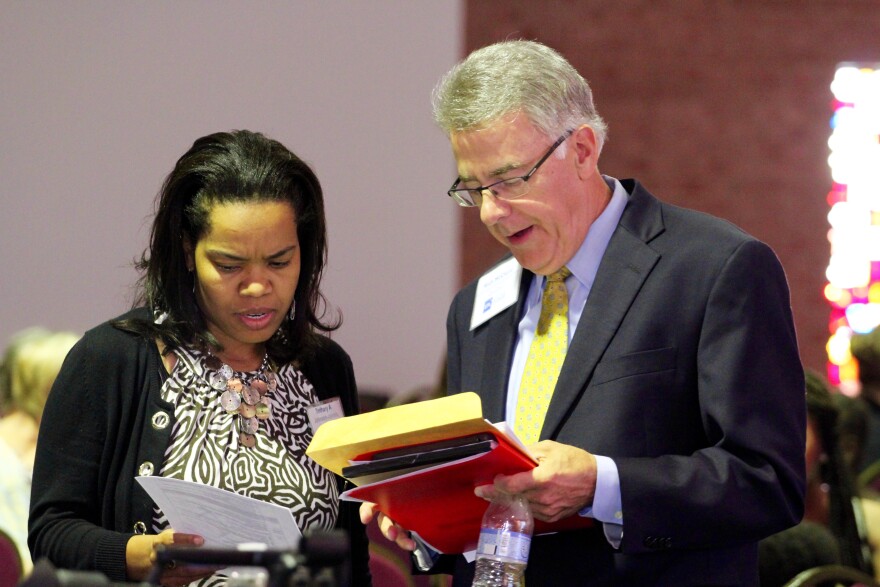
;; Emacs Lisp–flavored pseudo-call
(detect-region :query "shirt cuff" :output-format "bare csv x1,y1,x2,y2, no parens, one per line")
578,455,623,547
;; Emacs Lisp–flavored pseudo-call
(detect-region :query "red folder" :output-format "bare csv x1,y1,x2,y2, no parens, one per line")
342,429,591,553
306,393,592,554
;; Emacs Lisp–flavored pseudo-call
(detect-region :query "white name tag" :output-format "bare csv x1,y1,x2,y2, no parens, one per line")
470,257,523,330
306,397,345,433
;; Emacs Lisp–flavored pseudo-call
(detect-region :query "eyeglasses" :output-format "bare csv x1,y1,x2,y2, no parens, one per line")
447,130,573,207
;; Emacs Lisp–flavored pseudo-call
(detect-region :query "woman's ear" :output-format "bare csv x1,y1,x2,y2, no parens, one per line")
183,239,195,272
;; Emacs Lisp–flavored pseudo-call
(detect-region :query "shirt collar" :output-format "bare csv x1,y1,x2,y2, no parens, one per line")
562,175,628,290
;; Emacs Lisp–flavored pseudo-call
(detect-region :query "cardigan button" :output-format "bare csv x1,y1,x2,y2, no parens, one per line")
138,461,154,476
151,411,170,430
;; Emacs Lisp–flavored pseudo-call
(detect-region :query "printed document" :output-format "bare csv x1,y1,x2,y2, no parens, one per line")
136,476,301,549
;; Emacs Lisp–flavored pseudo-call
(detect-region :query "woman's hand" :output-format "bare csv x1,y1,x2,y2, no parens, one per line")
359,502,416,551
126,529,215,586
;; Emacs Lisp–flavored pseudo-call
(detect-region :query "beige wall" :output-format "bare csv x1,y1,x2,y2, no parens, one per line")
0,1,461,397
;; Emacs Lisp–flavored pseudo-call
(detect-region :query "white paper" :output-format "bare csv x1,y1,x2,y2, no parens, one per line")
491,421,531,457
136,476,302,549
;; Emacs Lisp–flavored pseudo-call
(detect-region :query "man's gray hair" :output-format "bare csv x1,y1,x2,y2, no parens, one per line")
432,40,608,151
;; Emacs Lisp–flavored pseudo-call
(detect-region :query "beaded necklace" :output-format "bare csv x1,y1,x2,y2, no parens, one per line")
204,352,277,448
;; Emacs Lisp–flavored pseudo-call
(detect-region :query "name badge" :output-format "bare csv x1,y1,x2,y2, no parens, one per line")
470,256,523,330
306,397,345,433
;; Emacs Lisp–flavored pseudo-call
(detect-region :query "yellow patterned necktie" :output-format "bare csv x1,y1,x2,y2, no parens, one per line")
515,267,572,445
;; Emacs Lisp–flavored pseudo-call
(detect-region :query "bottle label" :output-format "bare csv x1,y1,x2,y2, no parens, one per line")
475,528,531,564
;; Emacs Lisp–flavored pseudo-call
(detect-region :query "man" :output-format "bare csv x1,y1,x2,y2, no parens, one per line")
363,40,805,586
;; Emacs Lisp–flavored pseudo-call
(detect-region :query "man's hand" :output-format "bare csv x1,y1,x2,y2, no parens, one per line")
475,440,598,522
359,501,417,551
126,529,216,586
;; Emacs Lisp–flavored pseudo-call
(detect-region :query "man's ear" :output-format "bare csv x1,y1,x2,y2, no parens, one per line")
571,124,600,179
183,238,195,272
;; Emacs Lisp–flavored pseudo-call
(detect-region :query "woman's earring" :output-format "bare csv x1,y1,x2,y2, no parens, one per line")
272,302,294,346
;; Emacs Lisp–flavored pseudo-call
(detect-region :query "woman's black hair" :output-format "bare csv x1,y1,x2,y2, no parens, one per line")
805,370,874,575
115,129,339,363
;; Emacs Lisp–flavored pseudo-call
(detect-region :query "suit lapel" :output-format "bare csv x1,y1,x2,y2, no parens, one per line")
542,181,664,438
478,267,532,423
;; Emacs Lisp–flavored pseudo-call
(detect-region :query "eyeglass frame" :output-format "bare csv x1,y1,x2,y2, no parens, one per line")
446,129,574,207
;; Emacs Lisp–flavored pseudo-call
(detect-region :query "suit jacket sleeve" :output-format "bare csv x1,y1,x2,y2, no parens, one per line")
613,238,805,552
28,321,153,580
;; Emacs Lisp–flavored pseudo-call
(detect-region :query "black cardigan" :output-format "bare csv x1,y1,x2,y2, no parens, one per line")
28,308,370,585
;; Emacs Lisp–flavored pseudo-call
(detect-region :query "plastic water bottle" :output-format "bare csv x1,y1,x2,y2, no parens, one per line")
472,493,534,587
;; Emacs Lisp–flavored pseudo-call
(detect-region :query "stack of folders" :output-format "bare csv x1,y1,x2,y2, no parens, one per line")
305,392,591,554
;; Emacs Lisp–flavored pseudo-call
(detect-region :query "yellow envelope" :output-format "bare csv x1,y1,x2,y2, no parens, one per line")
306,392,498,477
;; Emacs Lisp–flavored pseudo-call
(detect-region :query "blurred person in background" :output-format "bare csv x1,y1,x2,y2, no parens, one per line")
852,328,880,475
0,327,79,576
833,391,870,484
758,520,842,586
759,370,880,583
802,370,878,575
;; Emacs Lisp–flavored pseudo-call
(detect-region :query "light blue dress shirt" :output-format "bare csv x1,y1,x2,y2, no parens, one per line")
504,176,627,547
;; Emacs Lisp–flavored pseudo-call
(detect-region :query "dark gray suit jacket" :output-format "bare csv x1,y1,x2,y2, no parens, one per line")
445,179,805,586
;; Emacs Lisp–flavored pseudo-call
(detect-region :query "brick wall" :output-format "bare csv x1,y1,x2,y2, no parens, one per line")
456,0,880,376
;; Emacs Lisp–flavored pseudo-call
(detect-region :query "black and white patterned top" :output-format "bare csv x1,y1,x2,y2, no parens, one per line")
152,345,339,585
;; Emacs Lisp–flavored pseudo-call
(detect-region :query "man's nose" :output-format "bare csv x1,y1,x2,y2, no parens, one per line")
480,190,511,226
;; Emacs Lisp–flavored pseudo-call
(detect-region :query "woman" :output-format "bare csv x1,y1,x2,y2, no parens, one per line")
759,370,879,585
851,327,880,473
0,328,79,576
29,130,370,586
802,370,877,576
